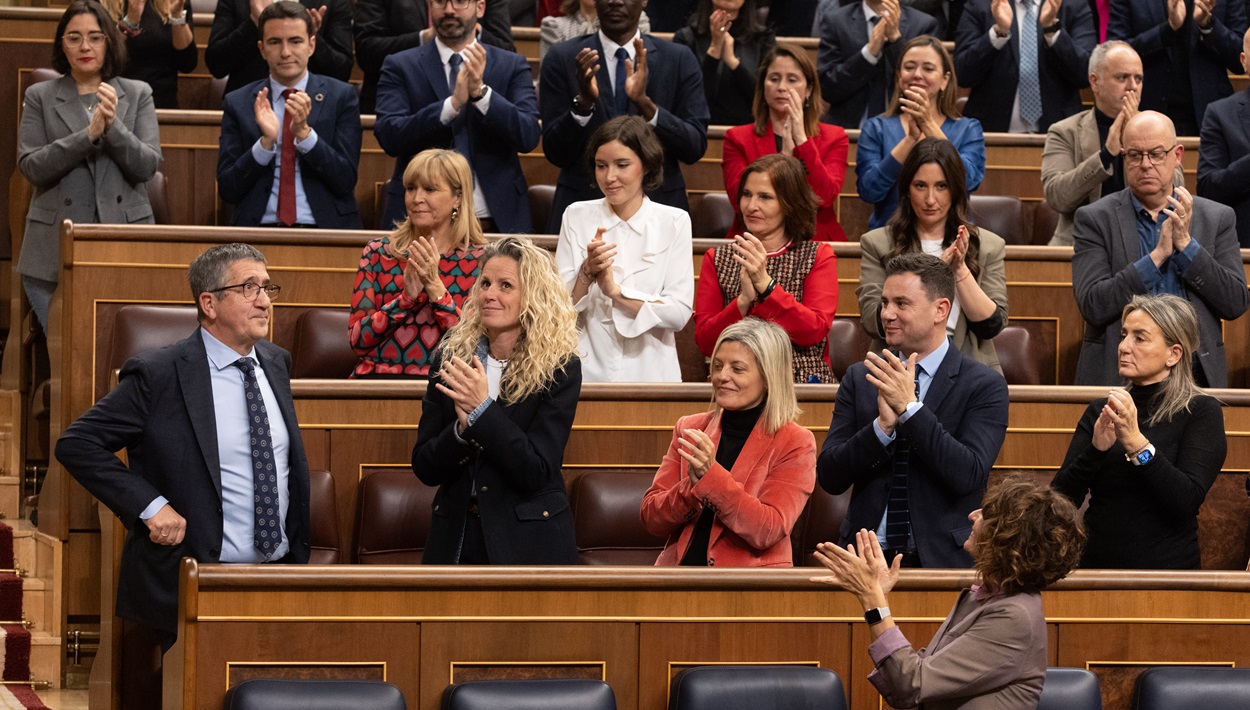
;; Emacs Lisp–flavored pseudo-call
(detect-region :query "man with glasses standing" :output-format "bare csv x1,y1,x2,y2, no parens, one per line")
1072,110,1248,387
374,0,539,233
56,243,311,707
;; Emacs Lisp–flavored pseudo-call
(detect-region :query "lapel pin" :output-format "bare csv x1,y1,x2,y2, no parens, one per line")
315,93,324,102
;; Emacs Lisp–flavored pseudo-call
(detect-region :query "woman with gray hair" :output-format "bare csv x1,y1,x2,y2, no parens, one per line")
1052,293,1225,569
641,318,816,567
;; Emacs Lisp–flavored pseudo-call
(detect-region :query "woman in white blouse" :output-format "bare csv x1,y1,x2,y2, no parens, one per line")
556,116,695,382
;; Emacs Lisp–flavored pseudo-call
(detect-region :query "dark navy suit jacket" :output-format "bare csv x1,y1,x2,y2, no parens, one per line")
817,344,1009,568
374,41,540,233
539,33,709,233
217,73,363,228
954,0,1096,133
55,333,311,637
1198,89,1250,248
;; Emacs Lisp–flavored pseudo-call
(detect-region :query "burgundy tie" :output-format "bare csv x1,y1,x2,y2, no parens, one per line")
277,88,297,227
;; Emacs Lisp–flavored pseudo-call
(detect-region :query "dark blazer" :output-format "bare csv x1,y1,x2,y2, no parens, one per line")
413,353,582,564
954,0,1096,133
374,41,539,233
817,344,1009,567
671,25,774,127
17,76,161,284
217,74,363,228
205,0,354,97
815,2,938,129
1198,89,1250,248
1071,189,1249,387
1107,0,1247,132
353,0,515,114
539,33,710,233
54,333,312,637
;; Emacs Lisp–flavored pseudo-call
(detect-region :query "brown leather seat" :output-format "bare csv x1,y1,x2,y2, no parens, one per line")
108,305,199,373
995,325,1042,385
353,469,435,564
24,67,61,94
1032,199,1060,245
290,308,357,379
570,470,666,565
969,195,1026,244
691,193,735,240
308,469,341,564
147,170,170,225
677,319,708,382
826,319,872,382
376,178,394,230
528,184,556,235
209,75,229,110
793,485,851,567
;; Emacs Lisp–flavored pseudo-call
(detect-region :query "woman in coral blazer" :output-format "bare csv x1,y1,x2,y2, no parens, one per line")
721,43,848,241
642,318,816,567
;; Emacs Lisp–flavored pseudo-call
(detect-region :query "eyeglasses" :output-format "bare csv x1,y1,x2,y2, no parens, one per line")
430,0,473,7
1124,145,1178,166
210,282,282,301
63,32,107,47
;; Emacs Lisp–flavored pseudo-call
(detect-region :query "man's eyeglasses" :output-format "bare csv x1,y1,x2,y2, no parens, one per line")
210,282,282,301
430,0,473,7
63,32,107,47
1124,145,1178,166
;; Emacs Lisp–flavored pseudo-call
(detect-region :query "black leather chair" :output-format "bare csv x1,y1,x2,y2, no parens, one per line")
1038,667,1101,710
1133,666,1250,708
442,679,616,710
668,665,848,710
223,679,407,709
968,195,1027,244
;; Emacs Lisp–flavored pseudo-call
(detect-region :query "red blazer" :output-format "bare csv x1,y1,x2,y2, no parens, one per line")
722,122,849,242
641,410,816,567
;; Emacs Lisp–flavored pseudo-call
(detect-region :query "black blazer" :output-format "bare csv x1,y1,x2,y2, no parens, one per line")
671,25,774,127
413,354,582,564
54,333,311,636
953,0,1096,133
216,74,363,228
205,0,354,97
353,0,515,114
539,33,710,232
1198,89,1250,248
817,344,1009,568
815,2,938,129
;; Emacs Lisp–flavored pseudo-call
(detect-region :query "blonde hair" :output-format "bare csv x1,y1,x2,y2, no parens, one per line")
439,236,580,403
1122,294,1204,427
101,0,174,24
710,318,800,435
386,149,486,260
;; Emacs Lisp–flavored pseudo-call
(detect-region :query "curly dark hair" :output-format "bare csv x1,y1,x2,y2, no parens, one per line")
973,473,1086,594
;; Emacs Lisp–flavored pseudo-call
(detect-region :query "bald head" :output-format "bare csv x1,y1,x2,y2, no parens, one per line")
1242,27,1250,74
1122,111,1181,207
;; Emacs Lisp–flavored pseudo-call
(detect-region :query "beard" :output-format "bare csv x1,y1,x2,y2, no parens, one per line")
435,15,473,43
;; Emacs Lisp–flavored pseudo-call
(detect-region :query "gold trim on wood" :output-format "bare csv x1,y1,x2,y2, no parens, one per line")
1085,660,1236,669
225,660,389,689
449,660,607,685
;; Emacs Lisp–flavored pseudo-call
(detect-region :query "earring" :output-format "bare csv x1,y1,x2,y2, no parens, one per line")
451,207,460,221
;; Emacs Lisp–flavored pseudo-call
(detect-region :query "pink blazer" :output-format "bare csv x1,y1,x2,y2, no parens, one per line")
641,410,817,567
721,122,849,241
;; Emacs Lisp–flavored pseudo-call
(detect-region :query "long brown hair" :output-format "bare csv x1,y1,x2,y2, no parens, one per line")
752,43,822,139
883,138,981,280
885,35,960,120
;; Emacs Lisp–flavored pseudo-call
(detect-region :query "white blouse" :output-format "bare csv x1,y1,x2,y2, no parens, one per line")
556,198,694,382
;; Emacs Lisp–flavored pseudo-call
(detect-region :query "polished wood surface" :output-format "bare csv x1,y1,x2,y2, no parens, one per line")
169,561,1250,710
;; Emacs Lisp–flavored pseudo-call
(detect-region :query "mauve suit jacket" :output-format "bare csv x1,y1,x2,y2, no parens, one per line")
641,410,816,567
871,590,1047,709
54,333,312,637
1072,189,1249,386
17,75,161,283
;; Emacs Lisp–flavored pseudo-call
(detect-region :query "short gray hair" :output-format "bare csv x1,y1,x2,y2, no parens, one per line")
1088,40,1134,77
188,243,267,320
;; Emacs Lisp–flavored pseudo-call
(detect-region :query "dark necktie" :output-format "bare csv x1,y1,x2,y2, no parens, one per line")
614,47,630,115
277,88,297,227
1019,0,1043,127
885,366,923,550
447,53,472,156
867,16,886,119
232,358,282,559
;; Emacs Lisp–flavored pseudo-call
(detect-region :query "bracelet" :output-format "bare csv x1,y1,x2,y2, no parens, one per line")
577,264,593,284
118,18,142,36
121,14,141,29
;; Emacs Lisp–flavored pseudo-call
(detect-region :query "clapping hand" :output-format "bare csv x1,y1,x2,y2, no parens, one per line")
404,236,445,301
87,83,118,141
436,355,490,433
677,428,717,484
575,47,601,105
253,87,280,150
811,530,902,603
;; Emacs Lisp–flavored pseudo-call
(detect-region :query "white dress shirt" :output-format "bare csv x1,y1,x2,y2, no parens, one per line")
434,37,493,220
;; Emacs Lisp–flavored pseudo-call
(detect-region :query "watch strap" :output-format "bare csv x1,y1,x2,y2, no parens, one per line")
864,605,891,624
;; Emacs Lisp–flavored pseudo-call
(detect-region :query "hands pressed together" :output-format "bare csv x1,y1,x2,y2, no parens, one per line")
1091,388,1148,454
87,83,119,141
402,236,447,301
436,355,490,434
866,349,919,436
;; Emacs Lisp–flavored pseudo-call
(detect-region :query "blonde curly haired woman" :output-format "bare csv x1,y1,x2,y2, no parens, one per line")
413,236,583,565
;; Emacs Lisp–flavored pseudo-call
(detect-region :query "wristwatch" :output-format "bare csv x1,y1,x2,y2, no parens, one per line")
468,86,488,103
1127,443,1156,466
170,8,188,25
571,94,595,117
864,606,891,625
1042,17,1062,34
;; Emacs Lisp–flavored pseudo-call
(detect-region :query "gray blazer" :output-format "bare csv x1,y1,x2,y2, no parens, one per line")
1072,190,1249,386
17,75,162,283
858,227,1009,373
1042,108,1184,246
870,590,1047,709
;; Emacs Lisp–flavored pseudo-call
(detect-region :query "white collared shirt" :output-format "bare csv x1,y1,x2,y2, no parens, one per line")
434,36,494,220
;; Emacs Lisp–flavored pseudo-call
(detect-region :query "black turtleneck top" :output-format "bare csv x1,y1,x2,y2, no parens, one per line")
680,402,765,566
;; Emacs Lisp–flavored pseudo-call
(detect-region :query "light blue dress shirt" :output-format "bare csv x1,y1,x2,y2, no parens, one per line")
251,73,319,226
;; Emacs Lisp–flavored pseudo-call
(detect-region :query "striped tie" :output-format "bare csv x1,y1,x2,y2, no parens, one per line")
885,366,922,550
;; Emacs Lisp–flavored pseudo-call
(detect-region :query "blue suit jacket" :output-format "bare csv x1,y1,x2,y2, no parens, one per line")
374,42,540,233
54,333,311,637
1198,89,1250,248
1108,0,1247,132
217,74,363,228
954,0,1096,133
539,33,710,233
817,344,1009,568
